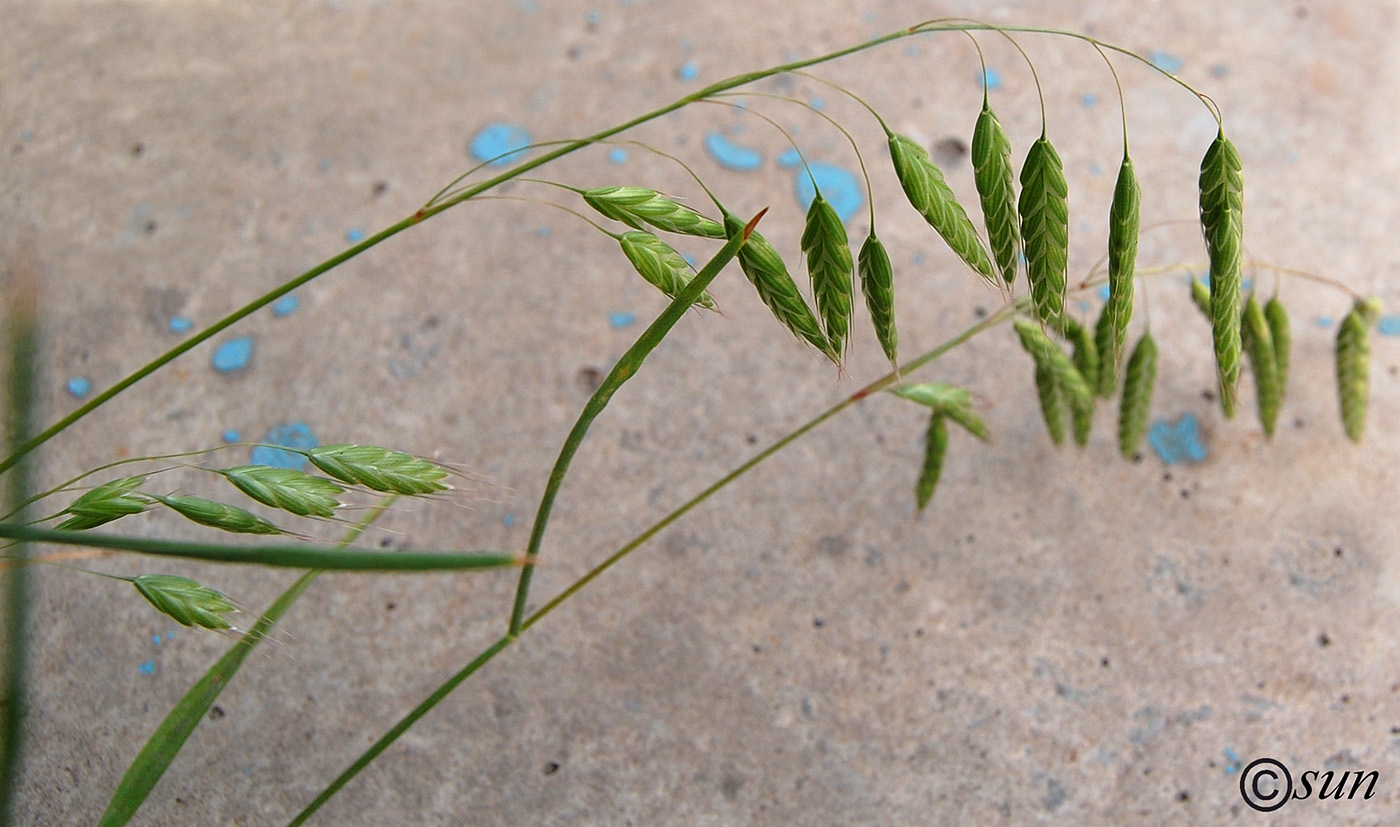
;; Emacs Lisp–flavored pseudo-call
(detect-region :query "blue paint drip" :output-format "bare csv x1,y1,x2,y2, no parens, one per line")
1224,747,1242,775
777,148,803,168
1148,414,1208,464
250,422,318,471
677,61,698,81
346,229,365,243
169,316,193,334
470,123,532,167
609,312,637,329
608,147,628,165
211,337,253,373
1377,316,1400,336
273,295,300,317
704,133,763,171
793,162,864,223
66,377,91,398
138,660,156,675
980,67,1002,91
1148,51,1184,73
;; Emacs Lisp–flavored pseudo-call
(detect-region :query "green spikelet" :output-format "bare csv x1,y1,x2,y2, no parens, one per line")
1104,152,1140,366
1118,332,1158,459
971,100,1021,285
916,413,948,510
724,212,835,362
1198,131,1245,417
1241,294,1281,437
887,131,996,282
1336,301,1376,443
1019,135,1070,324
858,232,898,371
801,191,855,358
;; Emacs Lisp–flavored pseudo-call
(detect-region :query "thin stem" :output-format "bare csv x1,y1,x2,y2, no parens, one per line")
506,214,758,637
289,299,1019,826
0,256,39,825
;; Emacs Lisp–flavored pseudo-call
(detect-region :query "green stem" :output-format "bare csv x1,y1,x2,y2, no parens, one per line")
0,263,40,825
289,302,1018,826
98,497,396,827
507,213,758,636
0,524,518,572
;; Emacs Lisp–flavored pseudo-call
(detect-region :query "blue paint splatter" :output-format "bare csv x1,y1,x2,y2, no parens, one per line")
212,337,253,373
1211,63,1230,79
904,44,920,58
1148,414,1208,464
66,377,91,398
470,123,532,167
911,252,925,266
777,148,803,168
585,9,601,25
1081,93,1098,109
609,312,637,329
504,514,516,527
1377,316,1400,336
222,429,241,443
608,147,628,165
1315,316,1334,328
138,660,156,675
169,316,193,334
677,61,698,81
794,162,864,223
704,133,763,171
980,67,1002,91
152,634,162,645
809,96,825,111
250,422,318,470
346,229,365,243
1098,285,1112,301
1224,747,1242,775
536,225,551,238
1148,51,1184,73
273,295,300,317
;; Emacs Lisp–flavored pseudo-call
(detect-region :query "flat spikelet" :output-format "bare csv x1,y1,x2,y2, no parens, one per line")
916,413,948,510
307,444,451,495
1199,130,1245,417
1241,294,1281,437
971,102,1021,284
724,212,835,362
890,383,989,441
858,232,898,371
583,186,726,238
801,191,854,358
1033,363,1066,446
887,131,996,282
618,231,718,310
1062,317,1100,393
1093,307,1118,398
221,466,344,518
57,475,152,530
132,574,236,630
152,494,283,535
1265,294,1291,401
1118,332,1158,459
1104,153,1140,366
1018,135,1070,323
1013,319,1093,412
1336,300,1377,443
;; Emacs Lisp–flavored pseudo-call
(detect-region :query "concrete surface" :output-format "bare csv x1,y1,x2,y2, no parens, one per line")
4,1,1400,824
